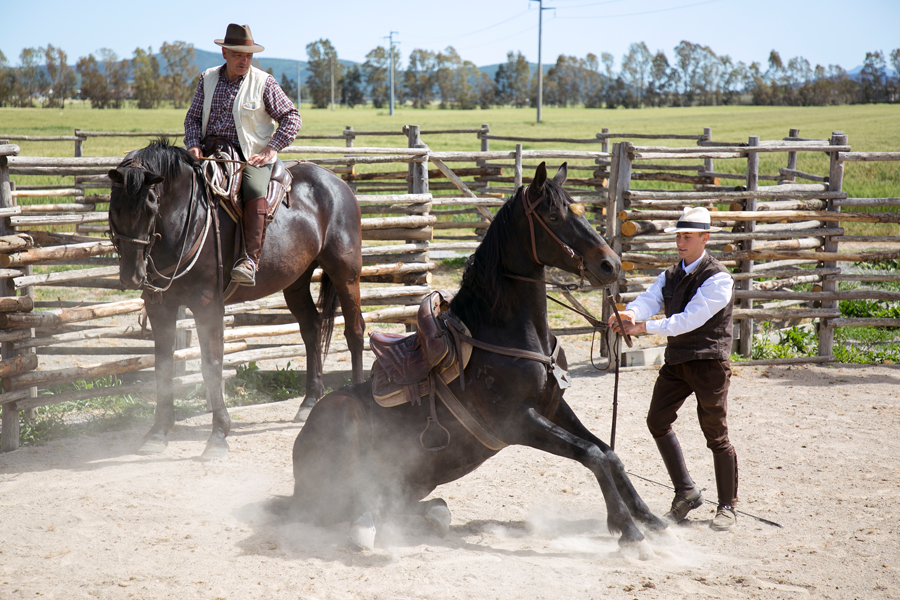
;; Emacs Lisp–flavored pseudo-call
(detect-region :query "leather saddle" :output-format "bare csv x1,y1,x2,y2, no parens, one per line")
199,136,293,224
371,290,472,409
370,291,506,453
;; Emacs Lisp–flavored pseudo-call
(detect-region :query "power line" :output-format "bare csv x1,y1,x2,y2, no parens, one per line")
555,0,727,19
402,9,531,43
454,23,539,52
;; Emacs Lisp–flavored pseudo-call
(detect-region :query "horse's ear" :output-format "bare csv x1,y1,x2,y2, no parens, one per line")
553,162,568,186
142,170,164,187
108,169,124,184
531,162,547,194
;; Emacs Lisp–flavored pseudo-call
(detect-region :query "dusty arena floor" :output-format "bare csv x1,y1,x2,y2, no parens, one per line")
1,339,898,600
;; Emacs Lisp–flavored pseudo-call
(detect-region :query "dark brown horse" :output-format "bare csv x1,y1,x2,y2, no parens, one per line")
291,163,667,556
108,140,365,460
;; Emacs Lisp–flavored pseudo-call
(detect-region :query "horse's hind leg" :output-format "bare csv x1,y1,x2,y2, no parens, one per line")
552,400,667,532
193,300,230,461
283,265,323,421
319,260,365,384
138,302,179,455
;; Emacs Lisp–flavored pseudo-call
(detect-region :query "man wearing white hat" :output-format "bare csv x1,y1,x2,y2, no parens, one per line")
184,23,301,286
608,206,738,531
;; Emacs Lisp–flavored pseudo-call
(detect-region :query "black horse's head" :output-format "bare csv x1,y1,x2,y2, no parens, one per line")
107,140,195,289
520,162,621,286
108,157,164,289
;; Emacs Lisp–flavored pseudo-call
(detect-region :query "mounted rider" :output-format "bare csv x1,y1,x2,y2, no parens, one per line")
184,23,301,286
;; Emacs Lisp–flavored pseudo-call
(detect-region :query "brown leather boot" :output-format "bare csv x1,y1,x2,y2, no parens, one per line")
231,196,267,286
655,431,704,522
710,448,738,531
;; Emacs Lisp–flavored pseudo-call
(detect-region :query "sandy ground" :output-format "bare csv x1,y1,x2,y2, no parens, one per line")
1,339,899,600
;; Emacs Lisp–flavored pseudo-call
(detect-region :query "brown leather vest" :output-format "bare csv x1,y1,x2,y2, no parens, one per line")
662,253,734,364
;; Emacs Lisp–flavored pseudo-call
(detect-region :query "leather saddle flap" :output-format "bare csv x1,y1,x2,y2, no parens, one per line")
371,291,472,408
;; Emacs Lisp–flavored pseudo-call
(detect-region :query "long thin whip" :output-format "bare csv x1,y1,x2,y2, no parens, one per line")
626,470,783,528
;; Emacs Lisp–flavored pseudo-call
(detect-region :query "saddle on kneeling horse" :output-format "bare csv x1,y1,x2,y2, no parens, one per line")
199,136,293,226
370,290,506,452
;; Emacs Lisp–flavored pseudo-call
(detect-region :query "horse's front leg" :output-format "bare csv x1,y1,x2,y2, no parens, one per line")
551,400,668,532
193,301,230,461
505,407,654,559
137,302,179,455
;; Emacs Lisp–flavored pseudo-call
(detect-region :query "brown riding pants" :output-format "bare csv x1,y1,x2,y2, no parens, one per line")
647,359,733,454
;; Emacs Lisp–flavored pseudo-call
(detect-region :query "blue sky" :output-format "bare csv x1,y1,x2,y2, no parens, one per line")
3,0,898,71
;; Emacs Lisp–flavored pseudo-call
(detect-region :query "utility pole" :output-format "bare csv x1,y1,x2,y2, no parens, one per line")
296,62,302,108
330,55,335,111
386,31,399,116
530,0,553,123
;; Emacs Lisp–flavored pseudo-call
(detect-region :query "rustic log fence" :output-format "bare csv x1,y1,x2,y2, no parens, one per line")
1,126,898,451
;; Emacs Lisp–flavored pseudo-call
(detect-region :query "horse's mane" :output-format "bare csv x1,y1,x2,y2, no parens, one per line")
118,137,196,198
449,178,571,333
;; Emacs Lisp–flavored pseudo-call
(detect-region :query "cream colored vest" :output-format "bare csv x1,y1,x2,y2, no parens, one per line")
200,65,278,164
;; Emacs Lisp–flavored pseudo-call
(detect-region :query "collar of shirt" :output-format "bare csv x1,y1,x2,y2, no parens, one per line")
219,64,245,86
682,251,707,275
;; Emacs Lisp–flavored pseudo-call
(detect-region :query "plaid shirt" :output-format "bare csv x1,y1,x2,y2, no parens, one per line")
183,65,301,154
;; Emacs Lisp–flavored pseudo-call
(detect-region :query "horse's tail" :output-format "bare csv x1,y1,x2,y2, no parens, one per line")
317,272,338,360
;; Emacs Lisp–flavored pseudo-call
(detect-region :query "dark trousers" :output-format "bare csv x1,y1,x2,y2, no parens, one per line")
647,359,733,455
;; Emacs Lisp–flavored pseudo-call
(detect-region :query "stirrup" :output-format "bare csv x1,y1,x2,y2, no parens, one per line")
231,258,257,286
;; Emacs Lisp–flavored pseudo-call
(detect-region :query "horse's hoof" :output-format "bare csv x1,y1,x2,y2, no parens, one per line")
348,512,376,551
621,539,655,561
293,399,316,423
424,505,451,538
199,441,229,462
136,438,167,456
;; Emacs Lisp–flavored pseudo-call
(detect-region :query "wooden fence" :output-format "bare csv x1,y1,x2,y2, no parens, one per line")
1,125,898,452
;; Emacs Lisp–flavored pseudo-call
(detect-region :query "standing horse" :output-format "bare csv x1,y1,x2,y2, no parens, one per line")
291,163,667,556
108,140,365,460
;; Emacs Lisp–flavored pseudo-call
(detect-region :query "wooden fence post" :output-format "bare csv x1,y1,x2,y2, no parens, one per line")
1,145,20,452
74,129,85,158
514,144,523,189
406,125,429,332
703,128,713,174
739,136,759,358
344,126,355,148
784,128,800,182
600,128,609,154
819,131,847,358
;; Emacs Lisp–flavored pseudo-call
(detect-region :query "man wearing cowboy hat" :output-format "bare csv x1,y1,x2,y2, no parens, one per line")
183,23,301,286
608,206,739,531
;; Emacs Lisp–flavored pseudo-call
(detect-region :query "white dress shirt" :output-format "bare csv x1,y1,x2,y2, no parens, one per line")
625,252,734,337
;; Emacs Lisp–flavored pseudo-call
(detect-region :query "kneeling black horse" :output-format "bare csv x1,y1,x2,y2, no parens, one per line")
291,163,667,554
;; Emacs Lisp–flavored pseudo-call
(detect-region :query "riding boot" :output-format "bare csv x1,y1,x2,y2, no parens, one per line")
710,448,738,531
231,196,267,286
655,430,703,522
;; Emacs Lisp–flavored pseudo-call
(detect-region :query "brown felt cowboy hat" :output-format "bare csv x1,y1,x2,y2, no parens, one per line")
214,24,265,53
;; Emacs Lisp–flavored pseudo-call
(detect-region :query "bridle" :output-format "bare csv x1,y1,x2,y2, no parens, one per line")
108,168,211,297
520,184,587,283
505,184,632,448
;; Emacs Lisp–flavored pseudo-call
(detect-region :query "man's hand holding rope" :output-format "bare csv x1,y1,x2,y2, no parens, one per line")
607,310,646,336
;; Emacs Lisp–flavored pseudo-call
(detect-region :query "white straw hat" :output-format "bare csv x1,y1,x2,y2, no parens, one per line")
664,206,721,233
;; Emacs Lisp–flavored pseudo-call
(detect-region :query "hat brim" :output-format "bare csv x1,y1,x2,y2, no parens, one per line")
663,224,721,233
215,40,265,53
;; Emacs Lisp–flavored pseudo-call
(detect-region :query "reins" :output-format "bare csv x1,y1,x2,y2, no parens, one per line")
506,184,636,449
109,167,212,299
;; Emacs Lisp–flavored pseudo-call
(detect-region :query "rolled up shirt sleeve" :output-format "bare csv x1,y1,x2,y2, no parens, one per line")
263,76,301,152
643,272,734,337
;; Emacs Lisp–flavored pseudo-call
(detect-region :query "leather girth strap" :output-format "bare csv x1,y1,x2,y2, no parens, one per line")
433,375,507,451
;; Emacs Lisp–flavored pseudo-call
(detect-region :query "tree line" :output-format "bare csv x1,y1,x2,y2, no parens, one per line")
2,40,899,110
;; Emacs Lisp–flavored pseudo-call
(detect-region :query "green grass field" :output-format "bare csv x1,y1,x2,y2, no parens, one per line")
2,102,898,233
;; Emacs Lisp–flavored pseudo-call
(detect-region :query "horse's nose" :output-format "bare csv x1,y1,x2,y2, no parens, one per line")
598,255,619,278
119,270,143,290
